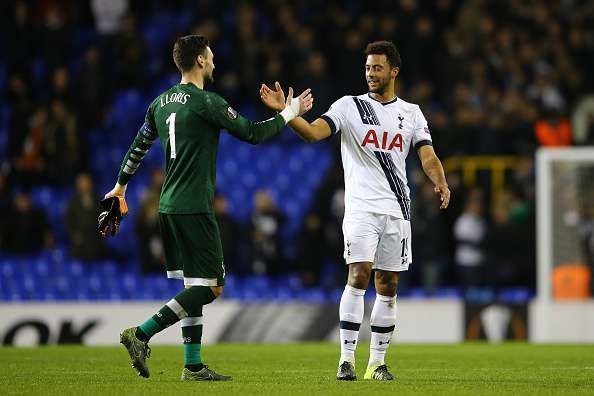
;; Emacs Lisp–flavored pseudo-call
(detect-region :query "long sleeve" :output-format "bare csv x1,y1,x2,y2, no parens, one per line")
117,107,158,185
200,93,285,144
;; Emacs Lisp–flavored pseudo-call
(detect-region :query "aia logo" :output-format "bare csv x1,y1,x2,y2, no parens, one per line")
361,129,404,152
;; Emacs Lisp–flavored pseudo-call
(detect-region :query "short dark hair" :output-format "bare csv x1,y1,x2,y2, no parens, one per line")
173,35,210,72
364,41,401,69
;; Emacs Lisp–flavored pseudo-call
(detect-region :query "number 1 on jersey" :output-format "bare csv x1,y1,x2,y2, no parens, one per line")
166,112,177,159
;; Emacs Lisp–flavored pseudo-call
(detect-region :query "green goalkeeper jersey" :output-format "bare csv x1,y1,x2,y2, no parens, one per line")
117,82,285,214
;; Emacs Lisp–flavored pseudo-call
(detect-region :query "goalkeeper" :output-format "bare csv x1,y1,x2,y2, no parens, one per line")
100,35,313,381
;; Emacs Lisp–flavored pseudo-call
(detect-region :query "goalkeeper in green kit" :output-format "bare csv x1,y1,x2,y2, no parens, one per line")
99,35,313,381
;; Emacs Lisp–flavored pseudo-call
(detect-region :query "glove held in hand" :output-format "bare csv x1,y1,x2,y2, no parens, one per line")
98,196,128,237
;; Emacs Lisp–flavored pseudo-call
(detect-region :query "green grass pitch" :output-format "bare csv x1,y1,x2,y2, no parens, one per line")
1,343,593,395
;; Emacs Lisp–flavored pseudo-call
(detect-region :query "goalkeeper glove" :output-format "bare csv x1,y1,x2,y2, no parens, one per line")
98,196,128,237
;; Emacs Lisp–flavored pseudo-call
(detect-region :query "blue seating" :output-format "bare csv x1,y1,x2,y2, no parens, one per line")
296,287,327,302
498,288,533,303
31,59,46,83
0,62,6,93
435,287,462,299
408,288,428,299
465,287,496,304
0,8,384,303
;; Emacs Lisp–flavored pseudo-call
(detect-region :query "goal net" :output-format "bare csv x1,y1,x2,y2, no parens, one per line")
536,147,594,300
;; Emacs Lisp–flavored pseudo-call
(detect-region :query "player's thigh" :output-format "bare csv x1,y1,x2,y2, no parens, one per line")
342,211,383,264
373,217,412,272
159,213,225,286
159,213,183,277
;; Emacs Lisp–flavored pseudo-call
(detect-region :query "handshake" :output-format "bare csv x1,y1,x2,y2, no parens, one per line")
259,82,313,123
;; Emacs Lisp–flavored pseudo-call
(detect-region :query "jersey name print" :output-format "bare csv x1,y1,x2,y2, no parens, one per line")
322,93,432,219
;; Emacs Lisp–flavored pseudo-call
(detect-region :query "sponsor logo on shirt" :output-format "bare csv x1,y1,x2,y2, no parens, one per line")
361,130,404,152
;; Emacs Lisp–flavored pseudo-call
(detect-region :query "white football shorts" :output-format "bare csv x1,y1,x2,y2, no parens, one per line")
342,211,412,272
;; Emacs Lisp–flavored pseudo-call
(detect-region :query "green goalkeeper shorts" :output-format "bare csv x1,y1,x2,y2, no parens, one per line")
159,213,225,286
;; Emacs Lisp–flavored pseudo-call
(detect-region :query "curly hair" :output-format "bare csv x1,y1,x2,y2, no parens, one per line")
364,41,402,69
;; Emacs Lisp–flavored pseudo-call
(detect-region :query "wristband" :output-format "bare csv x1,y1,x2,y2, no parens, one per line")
279,97,301,124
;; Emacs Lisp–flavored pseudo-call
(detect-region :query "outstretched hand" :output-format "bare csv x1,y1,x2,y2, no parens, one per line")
260,81,286,112
260,82,314,117
289,87,314,116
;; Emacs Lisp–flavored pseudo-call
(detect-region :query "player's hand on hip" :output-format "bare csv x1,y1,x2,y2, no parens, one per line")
259,81,286,112
434,184,450,209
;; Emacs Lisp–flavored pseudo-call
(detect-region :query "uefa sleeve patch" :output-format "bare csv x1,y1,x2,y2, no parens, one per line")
227,107,238,120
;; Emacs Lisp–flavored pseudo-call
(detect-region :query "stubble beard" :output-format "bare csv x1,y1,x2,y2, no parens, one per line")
204,70,214,85
368,78,389,95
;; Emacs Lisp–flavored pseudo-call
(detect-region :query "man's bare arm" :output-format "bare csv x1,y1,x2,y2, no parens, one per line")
287,117,332,142
417,145,450,209
259,82,330,142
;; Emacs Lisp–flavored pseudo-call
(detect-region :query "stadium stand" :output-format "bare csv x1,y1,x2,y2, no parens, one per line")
1,0,593,303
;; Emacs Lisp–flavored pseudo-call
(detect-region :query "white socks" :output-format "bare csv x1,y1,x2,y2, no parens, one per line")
339,285,365,364
339,286,398,367
369,293,397,367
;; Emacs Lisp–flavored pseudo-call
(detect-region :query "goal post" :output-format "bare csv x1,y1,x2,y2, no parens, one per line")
536,147,594,301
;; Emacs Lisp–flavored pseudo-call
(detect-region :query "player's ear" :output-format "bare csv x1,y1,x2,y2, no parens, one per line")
392,67,400,79
196,54,205,68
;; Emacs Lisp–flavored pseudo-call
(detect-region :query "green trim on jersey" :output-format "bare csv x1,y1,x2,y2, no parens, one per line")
118,82,285,214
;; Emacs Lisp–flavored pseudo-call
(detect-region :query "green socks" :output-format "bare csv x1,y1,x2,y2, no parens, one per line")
135,286,216,342
181,316,204,370
137,303,181,341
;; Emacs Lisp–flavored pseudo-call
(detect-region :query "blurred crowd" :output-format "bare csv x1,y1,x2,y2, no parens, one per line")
1,0,594,292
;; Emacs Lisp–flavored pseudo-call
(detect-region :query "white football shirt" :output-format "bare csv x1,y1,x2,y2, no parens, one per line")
321,93,433,219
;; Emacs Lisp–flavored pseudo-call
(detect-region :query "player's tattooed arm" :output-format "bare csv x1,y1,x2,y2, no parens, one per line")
417,145,450,209
260,82,330,143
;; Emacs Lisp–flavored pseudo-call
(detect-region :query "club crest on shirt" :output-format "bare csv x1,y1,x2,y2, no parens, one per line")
227,107,238,119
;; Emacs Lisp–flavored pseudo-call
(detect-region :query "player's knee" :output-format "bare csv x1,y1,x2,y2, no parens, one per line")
375,271,398,295
348,267,372,289
210,286,223,298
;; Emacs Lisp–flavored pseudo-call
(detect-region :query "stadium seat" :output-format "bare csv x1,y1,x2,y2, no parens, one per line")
498,288,533,304
465,287,496,303
329,287,344,302
435,287,462,299
31,59,46,83
408,288,428,299
296,287,327,302
0,62,6,91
